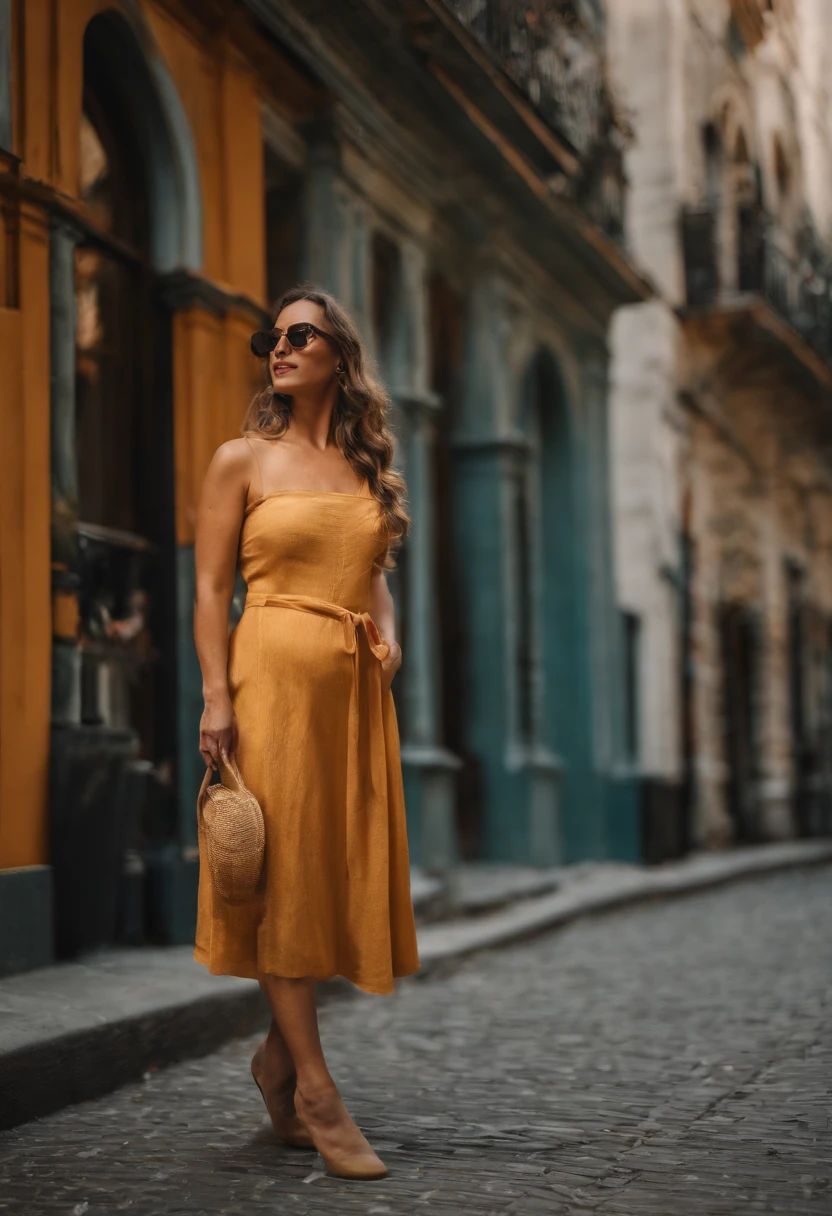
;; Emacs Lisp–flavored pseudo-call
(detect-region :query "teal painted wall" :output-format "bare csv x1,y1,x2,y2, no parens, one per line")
605,774,642,864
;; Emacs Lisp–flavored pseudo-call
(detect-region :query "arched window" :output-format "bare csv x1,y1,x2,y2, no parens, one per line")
773,134,791,202
77,24,150,533
703,121,723,208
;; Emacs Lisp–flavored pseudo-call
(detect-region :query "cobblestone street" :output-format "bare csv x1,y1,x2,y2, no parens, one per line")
0,867,829,1215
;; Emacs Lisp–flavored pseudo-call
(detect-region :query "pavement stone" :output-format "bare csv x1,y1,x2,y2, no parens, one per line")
0,866,829,1215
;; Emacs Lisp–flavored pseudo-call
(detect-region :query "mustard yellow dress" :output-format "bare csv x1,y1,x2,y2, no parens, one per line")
194,480,420,995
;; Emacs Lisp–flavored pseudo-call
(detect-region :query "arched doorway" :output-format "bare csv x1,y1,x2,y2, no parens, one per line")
514,347,573,862
75,18,171,757
50,10,202,956
519,348,573,730
429,273,474,854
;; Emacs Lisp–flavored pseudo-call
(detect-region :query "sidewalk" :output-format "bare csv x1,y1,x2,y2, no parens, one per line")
1,838,830,1131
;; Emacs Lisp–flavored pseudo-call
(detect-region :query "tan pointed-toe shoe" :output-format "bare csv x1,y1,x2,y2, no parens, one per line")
294,1085,387,1180
251,1044,315,1150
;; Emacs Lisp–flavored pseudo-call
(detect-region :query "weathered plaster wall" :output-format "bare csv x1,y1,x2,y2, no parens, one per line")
679,343,832,843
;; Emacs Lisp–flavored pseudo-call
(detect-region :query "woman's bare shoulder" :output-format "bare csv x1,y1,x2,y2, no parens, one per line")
215,436,254,464
198,439,258,500
207,437,257,478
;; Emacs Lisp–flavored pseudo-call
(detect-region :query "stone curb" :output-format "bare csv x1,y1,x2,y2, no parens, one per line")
0,968,350,1133
0,978,267,1132
1,839,830,1131
415,839,832,967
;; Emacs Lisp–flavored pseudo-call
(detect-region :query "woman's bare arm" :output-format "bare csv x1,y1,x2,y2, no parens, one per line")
369,566,402,682
194,439,252,767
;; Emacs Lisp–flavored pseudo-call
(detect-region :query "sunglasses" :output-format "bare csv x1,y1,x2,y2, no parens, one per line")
250,322,341,358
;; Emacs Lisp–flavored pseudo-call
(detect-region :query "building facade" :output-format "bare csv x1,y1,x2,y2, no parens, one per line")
0,0,650,975
607,0,832,858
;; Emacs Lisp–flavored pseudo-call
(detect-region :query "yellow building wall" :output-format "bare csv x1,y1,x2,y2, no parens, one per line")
0,205,52,869
0,0,269,867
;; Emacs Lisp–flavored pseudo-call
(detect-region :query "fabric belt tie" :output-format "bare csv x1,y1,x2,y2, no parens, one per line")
243,592,390,879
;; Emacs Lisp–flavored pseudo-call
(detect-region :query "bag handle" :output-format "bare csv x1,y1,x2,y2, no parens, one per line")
197,753,246,810
197,762,214,811
218,752,246,791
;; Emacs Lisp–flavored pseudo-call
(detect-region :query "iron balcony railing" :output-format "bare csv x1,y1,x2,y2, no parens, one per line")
442,0,606,154
441,1,626,242
681,204,832,365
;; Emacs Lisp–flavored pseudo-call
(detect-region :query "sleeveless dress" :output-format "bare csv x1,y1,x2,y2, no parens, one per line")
194,476,420,996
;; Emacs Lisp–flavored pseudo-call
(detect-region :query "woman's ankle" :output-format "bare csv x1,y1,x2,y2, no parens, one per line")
295,1069,338,1101
265,1020,290,1056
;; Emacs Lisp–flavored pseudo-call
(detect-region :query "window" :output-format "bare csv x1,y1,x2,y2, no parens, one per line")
371,231,401,373
773,135,790,201
622,610,641,763
264,144,303,303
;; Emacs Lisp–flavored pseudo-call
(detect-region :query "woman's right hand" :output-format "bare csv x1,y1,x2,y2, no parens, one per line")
199,693,239,770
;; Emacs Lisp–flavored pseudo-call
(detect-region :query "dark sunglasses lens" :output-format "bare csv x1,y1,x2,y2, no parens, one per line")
250,331,277,357
287,326,311,349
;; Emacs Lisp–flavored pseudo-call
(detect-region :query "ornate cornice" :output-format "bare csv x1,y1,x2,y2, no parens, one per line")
155,270,268,324
391,389,444,417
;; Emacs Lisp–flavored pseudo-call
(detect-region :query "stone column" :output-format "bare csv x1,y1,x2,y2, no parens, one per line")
578,338,641,861
346,196,373,337
389,239,461,868
300,117,350,296
451,266,561,863
49,219,83,726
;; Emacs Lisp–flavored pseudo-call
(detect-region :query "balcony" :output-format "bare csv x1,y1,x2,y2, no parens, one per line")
439,0,626,243
681,203,832,376
442,0,606,153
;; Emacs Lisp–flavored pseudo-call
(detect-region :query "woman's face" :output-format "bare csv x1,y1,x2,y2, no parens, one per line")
268,300,341,396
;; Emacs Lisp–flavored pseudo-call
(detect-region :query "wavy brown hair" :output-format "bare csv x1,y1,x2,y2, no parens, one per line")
242,284,409,568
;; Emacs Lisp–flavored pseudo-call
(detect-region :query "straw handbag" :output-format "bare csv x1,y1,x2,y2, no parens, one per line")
197,755,265,904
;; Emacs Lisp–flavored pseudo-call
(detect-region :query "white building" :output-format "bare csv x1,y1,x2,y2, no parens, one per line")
607,0,832,855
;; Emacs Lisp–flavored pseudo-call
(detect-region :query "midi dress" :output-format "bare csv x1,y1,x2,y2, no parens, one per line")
194,475,421,996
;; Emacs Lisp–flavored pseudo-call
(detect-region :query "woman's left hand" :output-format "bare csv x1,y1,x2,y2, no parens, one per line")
381,639,402,688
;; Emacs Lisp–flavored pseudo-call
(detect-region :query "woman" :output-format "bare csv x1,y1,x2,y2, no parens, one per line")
192,285,420,1181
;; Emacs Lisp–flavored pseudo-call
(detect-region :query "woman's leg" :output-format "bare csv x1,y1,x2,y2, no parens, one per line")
255,979,303,1087
260,975,387,1179
250,979,315,1148
260,976,333,1094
